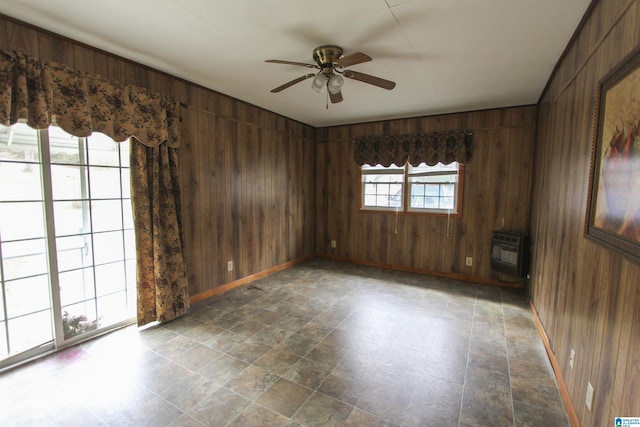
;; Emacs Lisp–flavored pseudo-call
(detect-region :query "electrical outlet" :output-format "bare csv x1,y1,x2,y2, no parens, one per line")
570,349,575,369
227,260,233,272
331,240,337,248
465,257,473,267
586,382,594,411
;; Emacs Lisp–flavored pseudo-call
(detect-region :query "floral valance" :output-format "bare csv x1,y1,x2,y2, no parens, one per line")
0,50,179,147
353,130,473,167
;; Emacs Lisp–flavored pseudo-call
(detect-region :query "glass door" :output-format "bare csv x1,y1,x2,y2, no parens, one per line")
0,123,136,370
0,124,54,363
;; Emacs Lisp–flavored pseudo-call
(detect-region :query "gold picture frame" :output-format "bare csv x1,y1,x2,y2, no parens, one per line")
586,47,640,263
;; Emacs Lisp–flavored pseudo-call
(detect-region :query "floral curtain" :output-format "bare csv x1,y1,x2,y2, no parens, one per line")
353,130,473,166
130,140,189,325
0,50,189,326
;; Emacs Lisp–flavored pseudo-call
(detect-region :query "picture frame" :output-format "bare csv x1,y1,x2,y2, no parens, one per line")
586,47,640,263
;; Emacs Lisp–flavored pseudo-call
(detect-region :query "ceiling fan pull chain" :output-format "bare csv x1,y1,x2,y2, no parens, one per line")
326,89,329,110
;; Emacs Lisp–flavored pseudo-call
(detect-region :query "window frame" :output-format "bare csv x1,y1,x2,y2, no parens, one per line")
359,162,464,216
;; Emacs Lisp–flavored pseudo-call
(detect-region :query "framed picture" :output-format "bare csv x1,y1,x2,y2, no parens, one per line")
586,47,640,263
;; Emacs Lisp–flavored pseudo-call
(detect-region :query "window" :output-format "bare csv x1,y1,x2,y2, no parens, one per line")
361,165,405,209
0,122,135,368
361,162,463,214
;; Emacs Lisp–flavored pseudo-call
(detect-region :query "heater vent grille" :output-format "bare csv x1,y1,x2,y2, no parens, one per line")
490,231,529,278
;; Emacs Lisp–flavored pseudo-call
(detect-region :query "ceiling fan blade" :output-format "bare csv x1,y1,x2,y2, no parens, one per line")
329,90,343,104
265,59,318,69
343,70,396,90
334,52,372,68
270,74,315,93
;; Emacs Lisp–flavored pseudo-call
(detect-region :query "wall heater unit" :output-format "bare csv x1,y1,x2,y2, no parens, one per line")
490,231,530,278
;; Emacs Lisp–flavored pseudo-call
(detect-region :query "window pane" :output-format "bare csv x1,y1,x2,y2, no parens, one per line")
95,262,126,297
119,139,130,167
363,183,378,195
91,200,124,232
424,184,440,196
121,169,131,198
411,184,425,196
98,292,128,327
51,165,87,200
363,194,377,206
93,231,124,265
56,235,92,272
62,301,98,339
49,127,83,165
89,166,122,199
126,259,136,285
361,164,406,209
0,162,43,201
0,202,46,240
0,123,39,162
59,268,96,307
54,200,91,236
123,199,133,229
362,173,404,184
126,289,136,317
408,162,458,175
425,197,439,209
411,195,424,208
407,162,460,213
441,183,455,197
376,195,388,206
8,310,53,354
364,187,403,207
88,132,120,166
124,229,136,259
2,239,48,280
5,275,51,318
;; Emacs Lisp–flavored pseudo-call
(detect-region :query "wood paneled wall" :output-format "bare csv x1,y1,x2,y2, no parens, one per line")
6,9,639,424
0,16,317,298
316,106,537,282
531,0,640,425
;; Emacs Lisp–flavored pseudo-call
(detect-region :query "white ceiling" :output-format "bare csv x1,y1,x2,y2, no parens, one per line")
1,0,591,128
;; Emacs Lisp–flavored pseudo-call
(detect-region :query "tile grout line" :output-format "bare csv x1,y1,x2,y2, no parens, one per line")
456,284,477,427
501,290,517,427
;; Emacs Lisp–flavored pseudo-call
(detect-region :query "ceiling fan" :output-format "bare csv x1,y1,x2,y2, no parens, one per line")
265,45,396,104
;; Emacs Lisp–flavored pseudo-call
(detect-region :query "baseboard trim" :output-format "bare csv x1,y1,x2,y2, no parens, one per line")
189,255,314,304
318,254,525,288
529,302,580,427
190,254,524,305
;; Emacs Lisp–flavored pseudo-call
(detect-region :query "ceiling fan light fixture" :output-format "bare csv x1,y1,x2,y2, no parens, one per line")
327,74,344,95
266,45,395,103
311,73,328,92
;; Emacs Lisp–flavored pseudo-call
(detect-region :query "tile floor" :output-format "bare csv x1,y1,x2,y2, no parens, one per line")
0,259,569,426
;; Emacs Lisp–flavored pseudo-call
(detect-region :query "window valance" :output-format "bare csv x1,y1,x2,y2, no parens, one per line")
0,50,179,147
353,130,473,167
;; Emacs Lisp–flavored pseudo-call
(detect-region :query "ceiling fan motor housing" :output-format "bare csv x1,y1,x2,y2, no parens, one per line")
266,45,394,99
313,45,343,74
